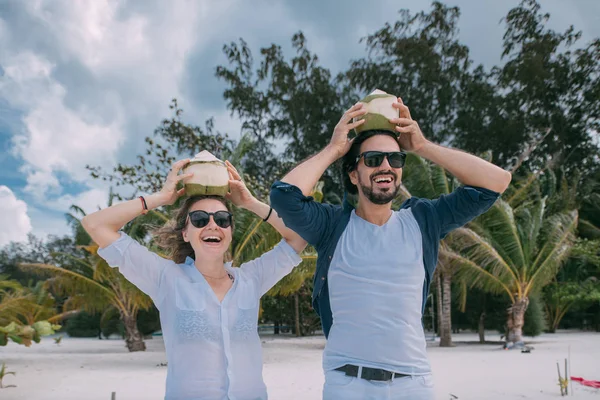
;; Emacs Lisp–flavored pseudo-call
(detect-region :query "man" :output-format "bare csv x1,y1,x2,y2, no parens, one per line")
270,92,512,400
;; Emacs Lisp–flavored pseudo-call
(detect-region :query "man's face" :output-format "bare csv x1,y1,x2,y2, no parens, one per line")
349,134,403,205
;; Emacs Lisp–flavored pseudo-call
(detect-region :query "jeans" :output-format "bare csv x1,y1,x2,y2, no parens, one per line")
322,368,435,400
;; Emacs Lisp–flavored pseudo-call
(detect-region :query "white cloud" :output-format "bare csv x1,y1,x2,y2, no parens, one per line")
0,51,124,199
46,188,109,215
0,0,207,201
0,186,32,245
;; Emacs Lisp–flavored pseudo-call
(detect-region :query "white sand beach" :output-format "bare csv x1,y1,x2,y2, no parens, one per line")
1,331,599,400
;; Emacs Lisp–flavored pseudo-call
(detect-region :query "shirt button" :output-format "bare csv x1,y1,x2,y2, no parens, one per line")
328,256,332,260
321,277,325,281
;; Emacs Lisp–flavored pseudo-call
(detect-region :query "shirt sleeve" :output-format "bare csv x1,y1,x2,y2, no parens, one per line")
270,180,340,247
239,239,303,296
97,232,171,304
431,185,500,238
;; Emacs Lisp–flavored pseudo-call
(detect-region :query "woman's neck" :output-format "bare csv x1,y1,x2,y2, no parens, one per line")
194,255,227,278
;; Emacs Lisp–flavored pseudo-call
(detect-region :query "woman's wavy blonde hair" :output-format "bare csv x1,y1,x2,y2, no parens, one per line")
153,195,233,264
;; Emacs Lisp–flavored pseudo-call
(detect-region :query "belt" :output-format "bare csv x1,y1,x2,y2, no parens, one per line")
334,364,410,382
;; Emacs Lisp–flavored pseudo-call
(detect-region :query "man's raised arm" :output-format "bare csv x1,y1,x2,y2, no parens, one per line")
280,103,367,194
269,104,367,246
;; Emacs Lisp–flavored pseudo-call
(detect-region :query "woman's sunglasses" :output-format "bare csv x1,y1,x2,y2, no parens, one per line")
355,151,407,169
188,210,233,229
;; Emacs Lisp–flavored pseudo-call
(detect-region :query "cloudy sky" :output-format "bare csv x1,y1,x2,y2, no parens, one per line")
0,0,598,245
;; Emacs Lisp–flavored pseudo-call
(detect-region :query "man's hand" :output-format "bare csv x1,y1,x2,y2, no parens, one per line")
390,98,429,154
327,103,367,159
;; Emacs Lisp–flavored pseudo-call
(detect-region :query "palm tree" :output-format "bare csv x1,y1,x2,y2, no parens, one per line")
20,245,154,351
20,191,158,352
0,278,61,346
544,237,600,332
450,195,578,344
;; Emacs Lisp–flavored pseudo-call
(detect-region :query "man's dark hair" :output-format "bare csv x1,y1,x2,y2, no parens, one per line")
341,130,399,195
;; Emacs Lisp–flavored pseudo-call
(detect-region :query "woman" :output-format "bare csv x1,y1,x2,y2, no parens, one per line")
82,158,306,400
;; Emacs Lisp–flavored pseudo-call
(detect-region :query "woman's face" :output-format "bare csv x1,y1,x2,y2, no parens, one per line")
182,198,233,259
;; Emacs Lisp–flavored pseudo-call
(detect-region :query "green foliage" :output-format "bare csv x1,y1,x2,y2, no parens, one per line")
0,321,61,347
65,312,100,338
0,362,16,389
522,294,547,337
137,306,161,336
344,2,472,146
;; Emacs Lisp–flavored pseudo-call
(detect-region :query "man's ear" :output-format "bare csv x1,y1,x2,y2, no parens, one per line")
349,169,358,186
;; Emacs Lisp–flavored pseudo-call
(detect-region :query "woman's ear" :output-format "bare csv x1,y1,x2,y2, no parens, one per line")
182,227,190,243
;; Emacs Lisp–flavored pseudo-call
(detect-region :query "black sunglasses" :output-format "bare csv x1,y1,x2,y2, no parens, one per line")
355,151,407,169
188,210,233,229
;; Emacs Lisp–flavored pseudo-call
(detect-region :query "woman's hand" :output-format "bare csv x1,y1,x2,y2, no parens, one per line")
153,159,193,206
225,160,256,209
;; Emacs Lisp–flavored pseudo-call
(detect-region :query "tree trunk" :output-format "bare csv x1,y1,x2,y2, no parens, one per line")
436,274,443,338
506,297,529,344
294,292,302,337
122,313,146,352
479,293,486,343
478,312,486,343
274,321,280,335
439,273,453,347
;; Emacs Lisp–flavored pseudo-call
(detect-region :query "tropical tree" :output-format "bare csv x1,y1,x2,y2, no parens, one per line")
20,243,153,352
450,193,578,344
20,192,158,352
0,278,61,346
544,238,600,332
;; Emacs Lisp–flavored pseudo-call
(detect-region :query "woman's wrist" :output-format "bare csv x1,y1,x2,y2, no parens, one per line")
145,193,166,210
243,197,266,215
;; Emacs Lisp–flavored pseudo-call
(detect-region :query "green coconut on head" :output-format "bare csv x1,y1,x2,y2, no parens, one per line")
182,151,230,197
352,89,399,136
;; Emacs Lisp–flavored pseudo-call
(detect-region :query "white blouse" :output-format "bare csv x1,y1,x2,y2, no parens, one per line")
98,233,302,400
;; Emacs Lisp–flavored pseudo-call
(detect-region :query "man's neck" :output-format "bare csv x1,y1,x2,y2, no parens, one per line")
355,200,393,226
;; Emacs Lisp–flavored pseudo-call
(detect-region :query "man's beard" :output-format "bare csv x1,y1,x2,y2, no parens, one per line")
358,172,401,205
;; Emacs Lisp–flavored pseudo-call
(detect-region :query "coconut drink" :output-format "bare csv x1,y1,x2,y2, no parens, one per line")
353,89,399,136
182,151,230,197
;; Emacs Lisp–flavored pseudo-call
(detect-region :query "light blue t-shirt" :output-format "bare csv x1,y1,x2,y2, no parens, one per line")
323,208,431,375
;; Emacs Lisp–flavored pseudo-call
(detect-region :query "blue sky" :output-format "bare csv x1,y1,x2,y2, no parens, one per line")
0,0,598,245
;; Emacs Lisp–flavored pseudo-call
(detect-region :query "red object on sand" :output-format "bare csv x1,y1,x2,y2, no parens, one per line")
572,377,600,389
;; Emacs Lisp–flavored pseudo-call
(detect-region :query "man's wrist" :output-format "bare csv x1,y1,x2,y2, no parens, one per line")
413,140,435,158
323,145,343,162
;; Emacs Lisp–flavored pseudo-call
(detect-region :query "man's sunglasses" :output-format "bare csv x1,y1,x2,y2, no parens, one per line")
188,210,233,229
355,151,407,169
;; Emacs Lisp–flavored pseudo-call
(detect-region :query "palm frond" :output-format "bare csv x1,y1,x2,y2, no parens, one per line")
19,263,114,314
515,197,546,271
267,250,317,296
475,200,526,272
402,153,438,199
448,227,520,286
448,249,515,302
579,219,600,239
526,210,578,295
504,173,541,208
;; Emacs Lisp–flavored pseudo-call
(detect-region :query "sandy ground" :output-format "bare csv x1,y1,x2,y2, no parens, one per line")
1,331,599,400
